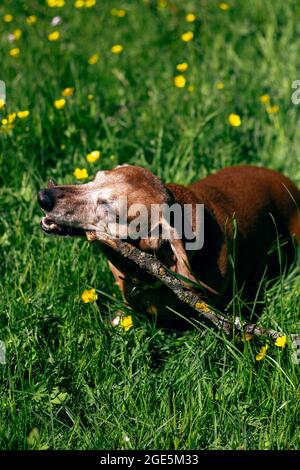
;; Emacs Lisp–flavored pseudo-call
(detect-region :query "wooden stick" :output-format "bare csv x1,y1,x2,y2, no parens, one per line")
87,231,284,341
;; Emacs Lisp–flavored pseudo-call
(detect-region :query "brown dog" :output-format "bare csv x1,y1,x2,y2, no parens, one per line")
38,165,300,329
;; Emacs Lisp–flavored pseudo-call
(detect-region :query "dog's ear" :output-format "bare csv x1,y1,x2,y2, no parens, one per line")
168,235,196,284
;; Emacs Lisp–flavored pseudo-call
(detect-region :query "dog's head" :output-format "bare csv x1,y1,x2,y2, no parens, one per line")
38,164,195,281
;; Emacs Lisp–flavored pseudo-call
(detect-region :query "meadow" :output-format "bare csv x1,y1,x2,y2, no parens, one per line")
1,0,300,450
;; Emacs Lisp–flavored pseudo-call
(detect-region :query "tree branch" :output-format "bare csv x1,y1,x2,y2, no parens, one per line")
87,231,284,341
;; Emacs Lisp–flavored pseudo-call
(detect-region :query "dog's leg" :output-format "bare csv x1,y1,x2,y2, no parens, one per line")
108,261,126,297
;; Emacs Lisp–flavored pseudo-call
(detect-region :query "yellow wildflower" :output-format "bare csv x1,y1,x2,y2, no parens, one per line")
260,94,270,104
54,98,66,109
0,99,5,109
47,0,65,6
111,44,123,54
176,62,188,72
75,0,85,7
88,53,99,64
87,94,94,101
174,75,186,88
62,87,74,97
3,14,13,23
228,113,241,127
185,13,196,22
85,0,96,7
9,47,20,57
120,315,133,332
1,118,8,126
74,168,88,179
256,344,269,361
243,332,253,341
216,82,224,90
17,110,30,119
266,105,280,114
195,302,210,313
8,113,16,124
81,288,98,303
86,150,101,163
48,31,60,41
219,2,230,10
13,29,22,40
111,8,126,17
275,335,287,348
26,15,37,25
181,31,194,42
117,9,126,17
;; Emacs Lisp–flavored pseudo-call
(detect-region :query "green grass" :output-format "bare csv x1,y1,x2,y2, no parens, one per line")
1,0,300,450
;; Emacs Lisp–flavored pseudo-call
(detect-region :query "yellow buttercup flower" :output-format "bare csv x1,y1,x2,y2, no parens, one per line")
219,2,230,10
9,47,20,57
216,82,224,90
88,53,99,64
48,31,60,41
120,315,133,332
275,335,287,348
87,94,94,101
54,98,66,109
81,288,98,303
8,113,16,124
62,87,74,97
75,0,85,7
111,8,126,17
256,344,269,361
267,105,280,114
13,29,22,40
260,94,270,104
0,99,5,109
86,150,101,163
26,15,37,25
228,113,241,127
17,110,30,119
181,31,194,42
186,13,196,22
111,44,123,54
174,75,186,88
3,14,13,23
176,62,188,72
74,168,88,179
1,118,8,126
239,332,253,342
85,0,96,7
47,0,65,6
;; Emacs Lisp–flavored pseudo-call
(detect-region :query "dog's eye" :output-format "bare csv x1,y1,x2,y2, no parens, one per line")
97,198,106,205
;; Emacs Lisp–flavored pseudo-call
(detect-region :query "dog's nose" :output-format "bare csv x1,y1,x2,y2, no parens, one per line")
38,189,55,212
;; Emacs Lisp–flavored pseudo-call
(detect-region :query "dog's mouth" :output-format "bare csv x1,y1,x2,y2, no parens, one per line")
40,215,85,237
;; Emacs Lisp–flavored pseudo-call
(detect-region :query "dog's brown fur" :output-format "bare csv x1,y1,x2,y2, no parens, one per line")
38,165,300,329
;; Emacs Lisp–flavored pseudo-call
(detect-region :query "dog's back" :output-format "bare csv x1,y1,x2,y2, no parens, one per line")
187,166,300,304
